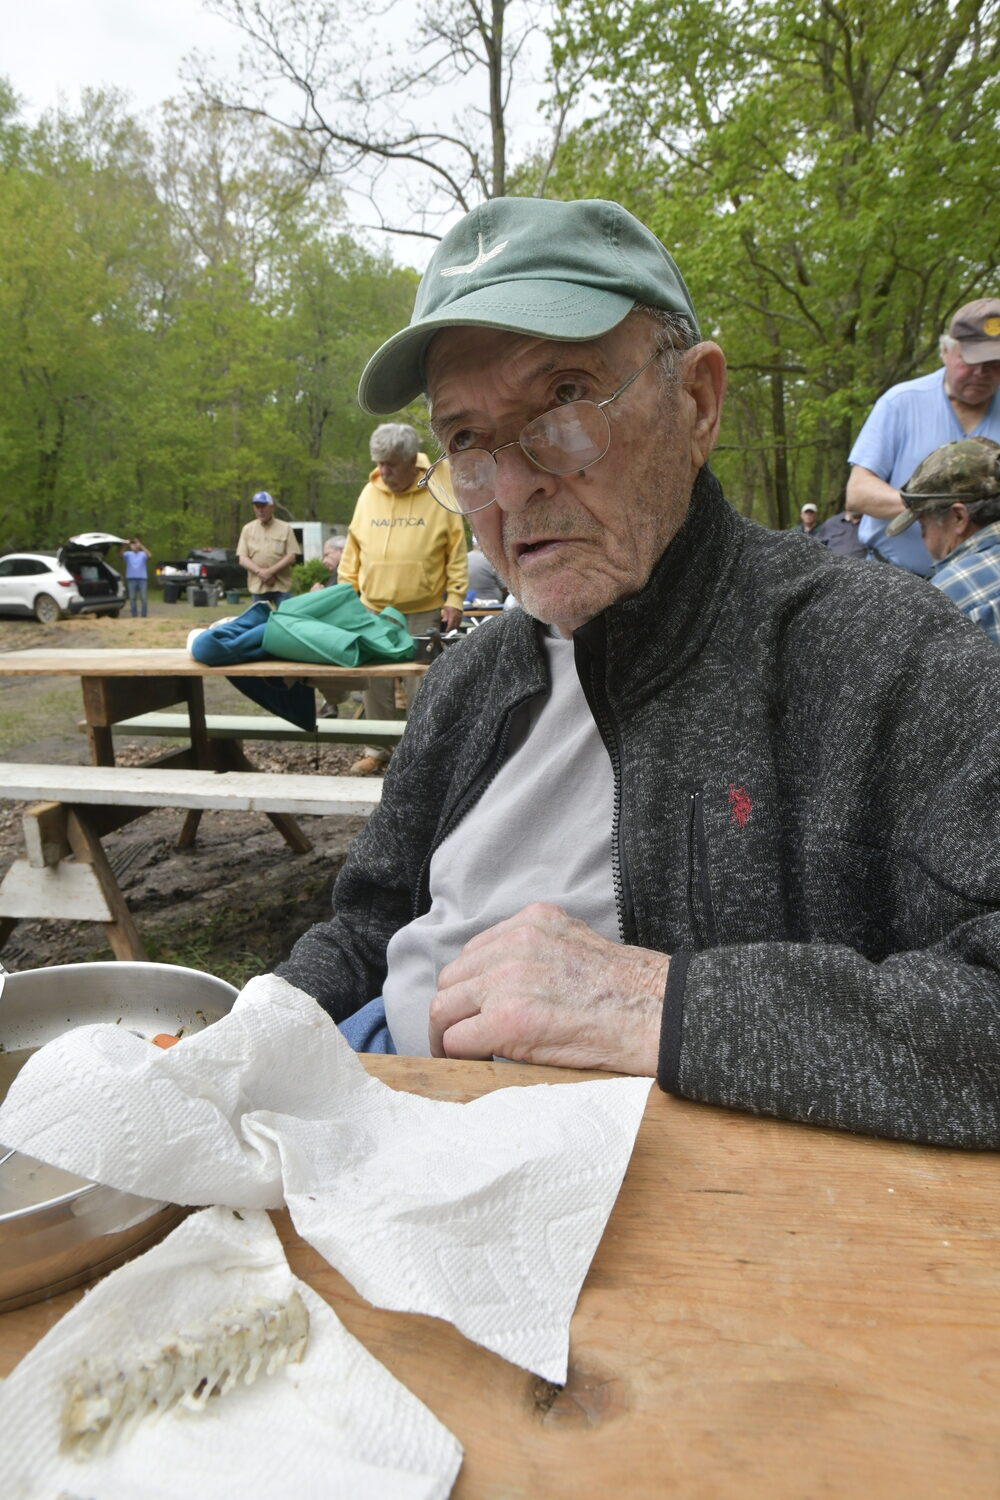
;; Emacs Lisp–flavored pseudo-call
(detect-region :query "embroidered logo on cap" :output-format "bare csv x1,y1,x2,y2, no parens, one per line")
440,234,509,279
984,317,1000,337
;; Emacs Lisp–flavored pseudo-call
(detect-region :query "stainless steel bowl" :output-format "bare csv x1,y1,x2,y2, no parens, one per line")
0,961,238,1311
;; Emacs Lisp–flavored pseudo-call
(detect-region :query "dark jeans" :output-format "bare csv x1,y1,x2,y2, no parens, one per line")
126,578,148,617
337,996,396,1053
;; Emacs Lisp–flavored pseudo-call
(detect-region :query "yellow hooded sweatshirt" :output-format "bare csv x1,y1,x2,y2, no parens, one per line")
339,453,468,615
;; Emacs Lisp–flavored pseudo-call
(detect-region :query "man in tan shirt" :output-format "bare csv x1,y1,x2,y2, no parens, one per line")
236,492,301,604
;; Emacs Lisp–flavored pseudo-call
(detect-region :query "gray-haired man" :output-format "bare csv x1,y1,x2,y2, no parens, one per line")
339,422,468,773
278,197,1000,1148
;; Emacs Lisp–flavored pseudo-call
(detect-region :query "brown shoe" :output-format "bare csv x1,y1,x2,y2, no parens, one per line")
349,754,387,776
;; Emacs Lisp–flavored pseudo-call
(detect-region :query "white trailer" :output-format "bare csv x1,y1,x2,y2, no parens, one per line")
291,521,344,561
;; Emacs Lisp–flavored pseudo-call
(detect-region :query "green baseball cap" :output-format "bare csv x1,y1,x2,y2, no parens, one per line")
886,437,1000,536
358,197,701,414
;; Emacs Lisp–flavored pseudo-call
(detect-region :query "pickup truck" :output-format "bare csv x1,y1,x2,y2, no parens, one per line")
154,549,247,597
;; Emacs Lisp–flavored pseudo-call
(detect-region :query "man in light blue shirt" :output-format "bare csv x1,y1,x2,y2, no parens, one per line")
121,537,152,618
846,299,1000,574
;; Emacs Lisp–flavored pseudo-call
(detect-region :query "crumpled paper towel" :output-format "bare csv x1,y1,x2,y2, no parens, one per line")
0,1205,462,1500
0,973,652,1382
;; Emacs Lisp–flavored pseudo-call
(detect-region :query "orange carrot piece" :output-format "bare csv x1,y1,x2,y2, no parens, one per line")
151,1033,180,1049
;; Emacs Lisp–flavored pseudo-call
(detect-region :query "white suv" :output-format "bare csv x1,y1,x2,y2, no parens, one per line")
0,534,126,623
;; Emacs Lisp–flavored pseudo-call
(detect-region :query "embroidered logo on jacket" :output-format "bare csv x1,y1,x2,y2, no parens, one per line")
370,517,426,527
728,784,752,828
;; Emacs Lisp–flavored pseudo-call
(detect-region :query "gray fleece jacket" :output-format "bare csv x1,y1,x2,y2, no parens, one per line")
277,470,1000,1147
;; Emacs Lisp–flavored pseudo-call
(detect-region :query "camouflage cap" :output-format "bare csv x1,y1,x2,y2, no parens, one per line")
885,437,1000,536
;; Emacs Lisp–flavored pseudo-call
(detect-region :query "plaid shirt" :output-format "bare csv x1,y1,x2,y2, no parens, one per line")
931,519,1000,645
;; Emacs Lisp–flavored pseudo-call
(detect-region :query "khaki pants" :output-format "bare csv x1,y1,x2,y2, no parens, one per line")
363,607,441,759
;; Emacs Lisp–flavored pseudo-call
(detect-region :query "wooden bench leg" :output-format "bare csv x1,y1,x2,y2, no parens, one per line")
213,740,313,855
0,802,147,961
178,809,203,848
261,810,313,855
175,683,211,849
66,809,148,961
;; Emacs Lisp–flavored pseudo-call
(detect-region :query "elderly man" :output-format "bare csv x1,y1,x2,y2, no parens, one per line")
277,197,1000,1148
309,536,345,590
339,423,467,774
236,491,300,604
794,503,819,534
884,436,1000,643
846,299,1000,573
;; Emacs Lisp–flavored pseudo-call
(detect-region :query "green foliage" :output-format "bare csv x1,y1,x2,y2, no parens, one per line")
291,558,331,593
550,0,1000,524
0,89,422,554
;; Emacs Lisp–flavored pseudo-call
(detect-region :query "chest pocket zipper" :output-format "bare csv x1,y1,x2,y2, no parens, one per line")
687,789,718,948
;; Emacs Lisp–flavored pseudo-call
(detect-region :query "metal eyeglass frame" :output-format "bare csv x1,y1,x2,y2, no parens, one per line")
418,342,670,515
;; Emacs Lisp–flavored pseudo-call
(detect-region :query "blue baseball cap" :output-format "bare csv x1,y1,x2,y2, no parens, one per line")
251,491,274,506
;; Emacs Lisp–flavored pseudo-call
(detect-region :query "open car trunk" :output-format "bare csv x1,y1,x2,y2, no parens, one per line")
60,534,126,611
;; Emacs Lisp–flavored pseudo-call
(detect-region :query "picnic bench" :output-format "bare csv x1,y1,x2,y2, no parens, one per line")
0,646,425,855
105,712,406,749
0,763,382,963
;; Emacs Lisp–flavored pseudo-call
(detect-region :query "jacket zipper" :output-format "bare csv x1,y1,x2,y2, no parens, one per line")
687,789,718,947
576,640,634,946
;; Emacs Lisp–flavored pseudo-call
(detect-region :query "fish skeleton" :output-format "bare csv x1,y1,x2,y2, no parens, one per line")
61,1291,310,1457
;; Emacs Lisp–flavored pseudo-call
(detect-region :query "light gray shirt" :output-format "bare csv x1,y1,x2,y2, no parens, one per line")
383,630,617,1055
466,548,507,602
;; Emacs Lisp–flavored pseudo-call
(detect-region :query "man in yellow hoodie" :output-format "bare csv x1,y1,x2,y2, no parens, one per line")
340,422,468,773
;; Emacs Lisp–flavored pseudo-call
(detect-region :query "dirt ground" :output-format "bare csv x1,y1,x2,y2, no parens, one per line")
0,601,379,986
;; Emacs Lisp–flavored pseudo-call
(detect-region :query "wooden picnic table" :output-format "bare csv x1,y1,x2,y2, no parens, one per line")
1,1054,997,1496
0,647,426,959
0,647,425,768
0,645,425,843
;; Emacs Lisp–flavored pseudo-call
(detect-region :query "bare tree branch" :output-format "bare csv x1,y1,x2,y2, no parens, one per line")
192,0,571,246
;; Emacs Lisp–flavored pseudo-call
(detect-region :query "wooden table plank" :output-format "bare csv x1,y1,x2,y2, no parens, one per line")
1,1056,997,1496
0,648,427,678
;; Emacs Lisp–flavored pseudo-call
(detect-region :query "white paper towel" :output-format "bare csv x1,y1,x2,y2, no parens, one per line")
0,974,652,1382
0,1206,462,1500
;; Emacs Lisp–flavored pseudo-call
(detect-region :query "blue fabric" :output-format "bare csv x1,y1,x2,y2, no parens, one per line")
189,600,274,665
930,520,1000,645
123,551,148,580
337,996,397,1054
189,600,317,729
848,370,1000,574
226,676,318,729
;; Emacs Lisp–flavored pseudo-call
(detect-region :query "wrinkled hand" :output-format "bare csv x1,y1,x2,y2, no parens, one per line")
428,902,668,1074
441,606,463,631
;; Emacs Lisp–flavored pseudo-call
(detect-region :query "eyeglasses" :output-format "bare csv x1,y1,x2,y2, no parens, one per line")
419,343,669,515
